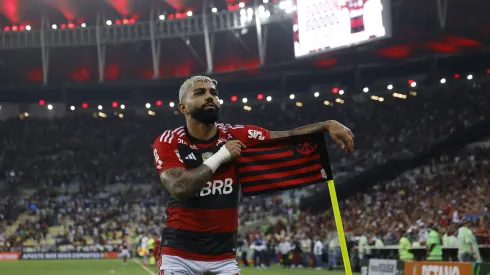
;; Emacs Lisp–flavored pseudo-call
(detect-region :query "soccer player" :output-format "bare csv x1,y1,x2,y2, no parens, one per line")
120,240,130,265
153,75,354,275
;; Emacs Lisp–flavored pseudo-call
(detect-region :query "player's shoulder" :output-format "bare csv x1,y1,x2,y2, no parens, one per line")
154,126,186,146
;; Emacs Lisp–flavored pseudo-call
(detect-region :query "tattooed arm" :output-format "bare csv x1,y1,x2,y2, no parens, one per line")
159,166,214,201
270,120,355,152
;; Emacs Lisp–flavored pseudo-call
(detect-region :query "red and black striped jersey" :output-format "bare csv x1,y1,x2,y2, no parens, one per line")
152,123,270,261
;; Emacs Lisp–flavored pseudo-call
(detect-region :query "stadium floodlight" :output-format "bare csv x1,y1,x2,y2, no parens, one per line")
314,92,319,97
363,87,369,93
387,84,393,90
145,103,151,109
70,106,75,111
258,5,265,13
169,102,175,107
211,7,217,13
266,96,272,101
263,0,269,3
47,104,53,110
81,23,86,28
289,94,295,99
120,104,125,110
52,24,57,29
242,98,248,103
106,20,112,26
440,78,446,84
98,105,103,110
239,2,245,8
219,99,223,104
410,82,417,87
159,15,165,20
187,11,193,16
26,25,31,31
339,90,345,95
467,74,473,80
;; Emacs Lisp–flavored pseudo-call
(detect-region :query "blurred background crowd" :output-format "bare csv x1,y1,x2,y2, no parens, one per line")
1,83,488,268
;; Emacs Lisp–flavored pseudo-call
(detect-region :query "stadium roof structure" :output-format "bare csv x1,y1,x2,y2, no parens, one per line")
0,0,489,101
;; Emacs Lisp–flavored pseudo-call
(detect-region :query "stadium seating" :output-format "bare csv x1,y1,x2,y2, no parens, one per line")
0,85,489,254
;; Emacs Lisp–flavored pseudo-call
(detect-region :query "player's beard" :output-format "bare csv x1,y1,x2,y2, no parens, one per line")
190,106,220,124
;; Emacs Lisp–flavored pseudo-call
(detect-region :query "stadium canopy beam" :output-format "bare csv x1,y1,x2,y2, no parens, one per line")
254,0,267,66
149,7,162,79
436,0,448,29
96,13,107,83
203,0,214,74
40,16,50,85
181,36,206,68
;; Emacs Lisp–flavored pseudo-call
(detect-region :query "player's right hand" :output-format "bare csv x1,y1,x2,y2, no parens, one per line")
224,140,246,160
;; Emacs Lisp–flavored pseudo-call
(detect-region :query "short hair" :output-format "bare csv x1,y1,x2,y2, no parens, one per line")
179,75,218,103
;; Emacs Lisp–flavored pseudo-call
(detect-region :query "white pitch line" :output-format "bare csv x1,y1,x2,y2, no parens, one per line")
132,258,157,275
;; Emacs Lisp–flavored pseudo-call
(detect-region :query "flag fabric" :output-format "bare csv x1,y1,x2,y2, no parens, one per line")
237,133,333,197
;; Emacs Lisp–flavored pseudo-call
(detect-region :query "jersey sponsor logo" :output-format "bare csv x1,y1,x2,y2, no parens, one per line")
189,144,198,150
178,138,188,145
247,129,265,140
217,138,227,146
174,150,184,163
185,153,197,160
153,149,163,170
192,178,234,198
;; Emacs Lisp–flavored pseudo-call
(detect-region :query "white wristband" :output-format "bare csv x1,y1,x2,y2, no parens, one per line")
203,146,232,173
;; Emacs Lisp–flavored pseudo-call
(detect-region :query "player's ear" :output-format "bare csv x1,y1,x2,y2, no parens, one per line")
178,103,187,114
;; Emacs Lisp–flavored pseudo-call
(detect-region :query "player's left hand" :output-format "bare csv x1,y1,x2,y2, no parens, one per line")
325,120,354,153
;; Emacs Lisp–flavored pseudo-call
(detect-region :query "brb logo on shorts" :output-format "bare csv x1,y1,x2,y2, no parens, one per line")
193,178,233,197
247,130,265,140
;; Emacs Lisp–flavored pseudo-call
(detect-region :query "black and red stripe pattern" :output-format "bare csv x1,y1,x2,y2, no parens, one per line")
237,133,334,197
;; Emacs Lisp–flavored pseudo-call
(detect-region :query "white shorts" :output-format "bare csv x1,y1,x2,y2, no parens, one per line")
158,255,240,275
120,249,130,258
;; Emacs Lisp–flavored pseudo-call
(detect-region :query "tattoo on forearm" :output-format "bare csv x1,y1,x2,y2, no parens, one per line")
270,122,327,139
160,166,213,201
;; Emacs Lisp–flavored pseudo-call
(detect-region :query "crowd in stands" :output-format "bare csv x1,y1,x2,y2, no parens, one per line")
0,86,489,264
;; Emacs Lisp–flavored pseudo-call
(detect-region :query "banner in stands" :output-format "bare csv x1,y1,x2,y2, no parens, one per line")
21,252,105,260
0,252,21,260
368,259,398,275
473,263,490,275
404,261,473,275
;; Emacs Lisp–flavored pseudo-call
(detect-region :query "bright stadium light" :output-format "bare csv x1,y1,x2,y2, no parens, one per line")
339,90,345,95
219,99,223,104
314,92,319,97
410,82,417,87
363,87,369,93
106,20,112,26
387,84,393,90
242,97,248,103
52,24,57,29
467,74,473,80
258,5,265,13
211,7,218,13
169,102,175,107
289,94,295,100
98,105,103,110
187,11,193,16
159,15,165,20
120,104,125,110
70,106,75,111
263,0,269,3
81,23,86,28
47,104,53,110
266,96,272,101
145,103,151,109
239,2,245,8
440,78,446,84
26,25,31,31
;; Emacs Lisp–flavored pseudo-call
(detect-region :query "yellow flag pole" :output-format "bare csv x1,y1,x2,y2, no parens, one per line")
327,179,352,275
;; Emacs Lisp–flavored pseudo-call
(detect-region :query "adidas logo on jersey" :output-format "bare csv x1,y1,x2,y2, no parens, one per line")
185,153,197,160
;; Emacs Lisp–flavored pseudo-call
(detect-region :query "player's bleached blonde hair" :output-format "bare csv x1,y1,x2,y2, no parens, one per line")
179,75,218,103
